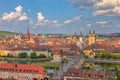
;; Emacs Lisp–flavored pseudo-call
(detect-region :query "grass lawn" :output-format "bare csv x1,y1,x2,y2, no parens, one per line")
31,61,63,69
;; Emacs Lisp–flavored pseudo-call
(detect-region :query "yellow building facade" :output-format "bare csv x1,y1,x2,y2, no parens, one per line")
0,50,6,56
88,31,96,45
83,49,95,58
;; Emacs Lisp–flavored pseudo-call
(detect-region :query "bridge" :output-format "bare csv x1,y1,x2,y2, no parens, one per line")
54,39,84,80
54,53,84,79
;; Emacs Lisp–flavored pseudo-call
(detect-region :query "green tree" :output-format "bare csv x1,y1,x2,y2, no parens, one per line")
18,52,27,58
49,52,53,57
108,78,114,80
39,54,46,58
7,54,11,57
84,55,89,59
101,53,105,58
104,53,111,59
30,52,37,59
7,54,13,57
82,66,90,70
116,77,120,80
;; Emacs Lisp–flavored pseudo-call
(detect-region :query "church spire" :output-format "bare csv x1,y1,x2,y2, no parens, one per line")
26,27,30,41
80,32,83,37
89,30,91,34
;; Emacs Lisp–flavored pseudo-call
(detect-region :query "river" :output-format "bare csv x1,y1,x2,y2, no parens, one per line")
1,60,120,73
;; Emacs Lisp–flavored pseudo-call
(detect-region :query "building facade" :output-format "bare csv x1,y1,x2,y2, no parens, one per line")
63,68,116,80
88,31,96,45
0,63,48,80
0,49,49,57
53,50,63,62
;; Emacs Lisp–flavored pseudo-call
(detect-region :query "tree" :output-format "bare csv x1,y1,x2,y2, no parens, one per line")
116,77,120,80
48,52,53,57
108,78,114,80
18,52,27,58
106,53,111,59
84,55,89,59
39,54,46,58
83,66,90,70
30,52,37,59
7,54,13,58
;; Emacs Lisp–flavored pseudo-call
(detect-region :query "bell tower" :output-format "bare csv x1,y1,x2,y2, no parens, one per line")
79,32,83,44
26,27,30,41
88,31,96,45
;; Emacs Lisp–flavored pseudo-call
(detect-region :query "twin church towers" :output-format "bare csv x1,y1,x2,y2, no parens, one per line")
88,31,96,45
79,31,96,46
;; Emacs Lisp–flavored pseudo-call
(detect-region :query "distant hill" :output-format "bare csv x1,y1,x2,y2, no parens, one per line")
109,33,120,37
98,33,120,37
0,31,16,35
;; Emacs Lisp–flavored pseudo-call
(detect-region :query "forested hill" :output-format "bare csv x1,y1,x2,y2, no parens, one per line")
0,31,16,35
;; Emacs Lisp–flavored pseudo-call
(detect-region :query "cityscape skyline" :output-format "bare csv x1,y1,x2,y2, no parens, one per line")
0,0,120,34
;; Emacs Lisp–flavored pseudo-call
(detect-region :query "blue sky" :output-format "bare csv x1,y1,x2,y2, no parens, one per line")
0,0,120,34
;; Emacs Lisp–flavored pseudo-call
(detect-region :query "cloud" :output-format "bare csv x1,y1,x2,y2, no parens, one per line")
96,21,111,28
19,15,28,21
96,21,107,25
68,0,120,16
0,5,30,32
68,0,98,9
64,20,72,24
36,12,62,27
73,16,82,20
15,5,23,12
0,5,65,33
100,25,110,28
86,24,92,27
95,0,120,9
95,21,111,28
93,9,109,16
116,24,120,27
80,27,85,31
93,0,120,16
37,12,45,21
64,16,82,24
2,5,28,22
28,9,31,13
93,7,120,16
0,5,63,31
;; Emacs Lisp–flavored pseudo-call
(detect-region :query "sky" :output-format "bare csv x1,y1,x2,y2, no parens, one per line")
0,0,120,34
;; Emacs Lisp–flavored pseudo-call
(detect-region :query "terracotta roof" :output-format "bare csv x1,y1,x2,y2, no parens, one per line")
0,63,46,74
64,68,116,79
84,43,120,53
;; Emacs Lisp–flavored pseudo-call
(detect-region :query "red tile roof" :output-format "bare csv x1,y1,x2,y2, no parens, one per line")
0,63,46,74
64,68,116,79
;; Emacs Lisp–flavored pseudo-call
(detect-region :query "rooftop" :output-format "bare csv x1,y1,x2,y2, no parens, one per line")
0,63,46,74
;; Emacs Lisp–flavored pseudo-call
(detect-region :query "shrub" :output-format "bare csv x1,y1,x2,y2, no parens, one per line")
39,54,46,58
84,55,89,59
30,52,37,59
18,52,27,58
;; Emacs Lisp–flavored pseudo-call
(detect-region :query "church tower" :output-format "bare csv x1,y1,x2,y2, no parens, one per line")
79,32,83,44
88,31,96,45
26,27,30,41
76,32,84,50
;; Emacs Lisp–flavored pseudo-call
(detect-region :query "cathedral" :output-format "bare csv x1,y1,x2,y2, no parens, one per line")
88,31,96,45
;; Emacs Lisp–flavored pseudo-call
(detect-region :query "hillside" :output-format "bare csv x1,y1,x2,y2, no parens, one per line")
0,31,16,35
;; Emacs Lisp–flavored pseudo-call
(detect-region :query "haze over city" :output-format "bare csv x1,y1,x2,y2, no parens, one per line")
0,0,120,80
0,0,120,34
